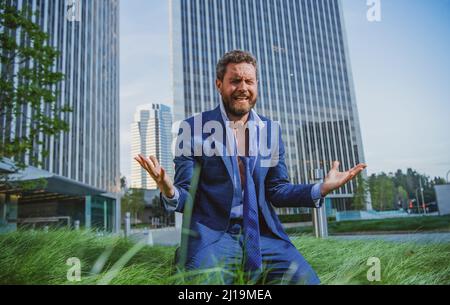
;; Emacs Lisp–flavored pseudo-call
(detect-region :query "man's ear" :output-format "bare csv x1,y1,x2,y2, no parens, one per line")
215,79,222,93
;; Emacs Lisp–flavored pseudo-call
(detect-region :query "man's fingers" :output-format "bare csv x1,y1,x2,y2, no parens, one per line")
346,164,367,182
137,155,152,175
331,161,340,171
140,154,155,169
138,155,159,178
149,156,160,167
137,154,151,171
149,156,161,172
160,166,166,180
348,163,367,173
134,156,149,172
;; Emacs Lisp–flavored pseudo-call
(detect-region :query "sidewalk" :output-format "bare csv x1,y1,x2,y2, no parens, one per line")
130,227,180,246
331,232,450,244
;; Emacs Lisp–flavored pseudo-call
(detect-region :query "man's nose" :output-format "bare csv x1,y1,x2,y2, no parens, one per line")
237,80,248,91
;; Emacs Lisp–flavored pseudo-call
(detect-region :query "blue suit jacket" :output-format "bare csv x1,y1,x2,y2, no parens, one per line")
164,106,317,261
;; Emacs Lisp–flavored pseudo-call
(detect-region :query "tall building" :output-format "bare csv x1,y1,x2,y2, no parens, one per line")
130,104,174,190
0,0,120,232
170,0,368,211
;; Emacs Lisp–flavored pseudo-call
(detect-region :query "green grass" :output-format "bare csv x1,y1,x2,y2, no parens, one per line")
291,235,450,285
284,215,450,235
0,229,449,285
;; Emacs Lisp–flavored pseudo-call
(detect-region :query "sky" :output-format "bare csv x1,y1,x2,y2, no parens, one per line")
120,0,450,182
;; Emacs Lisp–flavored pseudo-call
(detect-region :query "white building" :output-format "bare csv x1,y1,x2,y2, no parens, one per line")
130,104,174,189
435,184,450,215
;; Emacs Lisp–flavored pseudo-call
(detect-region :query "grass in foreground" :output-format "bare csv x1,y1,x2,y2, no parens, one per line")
285,215,450,235
0,230,448,285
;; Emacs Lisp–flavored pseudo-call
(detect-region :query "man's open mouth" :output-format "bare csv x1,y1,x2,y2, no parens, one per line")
233,96,250,102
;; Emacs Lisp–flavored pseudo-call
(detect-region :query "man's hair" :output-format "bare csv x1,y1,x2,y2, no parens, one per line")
216,50,258,81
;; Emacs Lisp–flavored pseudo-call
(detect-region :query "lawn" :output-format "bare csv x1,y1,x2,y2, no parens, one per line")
0,230,449,285
284,215,450,235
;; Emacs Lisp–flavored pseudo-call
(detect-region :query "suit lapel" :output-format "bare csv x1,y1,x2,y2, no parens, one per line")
207,106,234,185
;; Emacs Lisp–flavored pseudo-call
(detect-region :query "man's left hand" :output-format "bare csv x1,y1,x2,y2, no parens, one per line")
320,161,367,197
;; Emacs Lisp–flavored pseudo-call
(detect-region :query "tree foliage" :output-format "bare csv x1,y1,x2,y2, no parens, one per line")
368,173,396,211
352,174,369,211
0,3,71,169
367,169,446,211
121,188,145,224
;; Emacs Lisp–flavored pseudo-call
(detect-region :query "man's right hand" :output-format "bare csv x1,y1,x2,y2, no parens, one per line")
134,154,175,198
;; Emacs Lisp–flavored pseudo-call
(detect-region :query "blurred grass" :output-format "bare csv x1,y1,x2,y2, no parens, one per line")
284,215,450,235
0,229,448,285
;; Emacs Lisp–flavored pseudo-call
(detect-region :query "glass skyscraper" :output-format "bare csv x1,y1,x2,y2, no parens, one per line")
0,0,120,193
0,0,120,233
170,0,367,211
130,104,174,190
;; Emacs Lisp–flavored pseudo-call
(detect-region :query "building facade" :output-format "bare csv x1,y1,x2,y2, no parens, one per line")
170,0,368,211
130,104,174,190
0,0,120,232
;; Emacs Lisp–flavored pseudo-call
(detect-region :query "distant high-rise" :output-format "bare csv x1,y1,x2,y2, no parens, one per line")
130,104,174,190
170,0,367,210
0,0,120,193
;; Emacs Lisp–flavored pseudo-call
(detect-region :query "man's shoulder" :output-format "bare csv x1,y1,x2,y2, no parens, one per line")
182,107,219,125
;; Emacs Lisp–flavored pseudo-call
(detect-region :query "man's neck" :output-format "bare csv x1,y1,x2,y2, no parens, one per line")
226,111,250,124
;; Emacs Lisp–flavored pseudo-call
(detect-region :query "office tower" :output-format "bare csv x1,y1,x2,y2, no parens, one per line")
0,0,120,192
0,0,120,232
130,104,174,190
170,0,368,210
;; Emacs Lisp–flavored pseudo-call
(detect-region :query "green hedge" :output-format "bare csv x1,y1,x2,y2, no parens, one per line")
278,214,312,223
279,214,336,223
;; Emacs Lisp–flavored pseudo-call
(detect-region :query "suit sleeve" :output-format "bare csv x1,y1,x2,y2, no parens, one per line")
264,127,317,208
161,121,197,214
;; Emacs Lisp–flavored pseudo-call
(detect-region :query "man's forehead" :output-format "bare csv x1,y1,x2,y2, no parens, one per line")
226,63,256,78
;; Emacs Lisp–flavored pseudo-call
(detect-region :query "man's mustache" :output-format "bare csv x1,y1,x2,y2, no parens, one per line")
231,91,258,101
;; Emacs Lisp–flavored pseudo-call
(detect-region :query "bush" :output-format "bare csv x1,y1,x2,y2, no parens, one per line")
278,214,312,223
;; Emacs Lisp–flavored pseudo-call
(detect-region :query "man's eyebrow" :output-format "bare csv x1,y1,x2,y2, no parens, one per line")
230,76,255,81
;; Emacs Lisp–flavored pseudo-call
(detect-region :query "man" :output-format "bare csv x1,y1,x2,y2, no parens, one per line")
135,50,366,284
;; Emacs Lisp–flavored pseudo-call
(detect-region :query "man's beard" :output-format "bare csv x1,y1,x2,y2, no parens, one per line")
222,94,257,117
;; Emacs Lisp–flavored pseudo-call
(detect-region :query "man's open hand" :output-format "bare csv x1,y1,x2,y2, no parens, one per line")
134,154,175,198
320,161,367,197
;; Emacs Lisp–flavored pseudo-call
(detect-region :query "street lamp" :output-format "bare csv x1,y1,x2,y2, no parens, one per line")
415,188,422,215
419,178,426,215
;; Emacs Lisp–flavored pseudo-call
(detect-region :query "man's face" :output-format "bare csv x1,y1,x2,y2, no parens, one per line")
216,62,258,118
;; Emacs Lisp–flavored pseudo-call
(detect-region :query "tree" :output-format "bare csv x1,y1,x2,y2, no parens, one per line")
369,173,396,211
0,3,71,172
121,188,145,224
353,174,368,211
395,185,408,210
392,169,441,204
150,195,174,227
120,176,127,191
366,169,445,212
432,177,446,186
